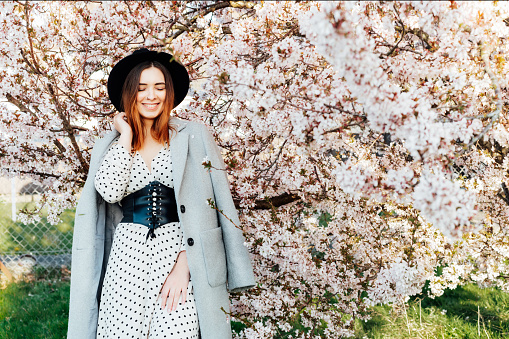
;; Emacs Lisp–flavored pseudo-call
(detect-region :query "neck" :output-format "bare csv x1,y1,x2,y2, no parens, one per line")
142,119,154,137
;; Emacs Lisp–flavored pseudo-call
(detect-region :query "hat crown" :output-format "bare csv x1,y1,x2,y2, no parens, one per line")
132,48,150,55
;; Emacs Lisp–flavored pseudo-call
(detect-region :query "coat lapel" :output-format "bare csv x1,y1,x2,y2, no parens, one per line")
170,117,189,198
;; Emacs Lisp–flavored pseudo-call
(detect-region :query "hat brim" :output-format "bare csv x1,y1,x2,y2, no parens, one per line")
107,49,190,112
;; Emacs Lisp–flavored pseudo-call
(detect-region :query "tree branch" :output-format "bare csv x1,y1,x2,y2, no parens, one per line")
234,192,301,210
170,1,254,41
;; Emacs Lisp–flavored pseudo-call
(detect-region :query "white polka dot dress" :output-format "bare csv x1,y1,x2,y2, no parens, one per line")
94,143,199,339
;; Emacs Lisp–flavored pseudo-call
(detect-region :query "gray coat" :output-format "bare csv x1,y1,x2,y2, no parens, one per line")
67,117,256,339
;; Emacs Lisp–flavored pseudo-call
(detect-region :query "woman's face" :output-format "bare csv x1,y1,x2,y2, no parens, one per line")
136,66,166,120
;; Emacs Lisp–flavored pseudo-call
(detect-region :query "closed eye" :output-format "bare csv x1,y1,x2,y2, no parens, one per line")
138,87,165,91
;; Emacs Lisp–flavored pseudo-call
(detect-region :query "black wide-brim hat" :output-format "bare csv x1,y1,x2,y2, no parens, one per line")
107,48,190,112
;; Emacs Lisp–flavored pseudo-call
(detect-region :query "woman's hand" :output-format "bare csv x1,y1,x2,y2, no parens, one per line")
113,112,131,135
113,112,133,153
160,251,190,313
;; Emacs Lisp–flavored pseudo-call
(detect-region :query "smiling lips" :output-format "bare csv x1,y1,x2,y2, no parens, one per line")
142,103,160,110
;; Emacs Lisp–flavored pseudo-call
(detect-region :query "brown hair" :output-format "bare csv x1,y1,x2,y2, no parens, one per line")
121,60,177,152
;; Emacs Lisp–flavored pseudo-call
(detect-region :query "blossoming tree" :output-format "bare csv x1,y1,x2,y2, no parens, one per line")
1,1,509,337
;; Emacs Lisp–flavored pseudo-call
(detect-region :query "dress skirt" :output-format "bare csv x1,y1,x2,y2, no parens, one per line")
96,221,200,339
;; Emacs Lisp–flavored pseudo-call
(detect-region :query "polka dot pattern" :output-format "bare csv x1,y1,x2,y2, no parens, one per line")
95,143,176,203
95,143,198,338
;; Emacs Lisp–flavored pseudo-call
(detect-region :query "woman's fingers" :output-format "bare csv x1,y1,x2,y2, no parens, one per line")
113,112,124,122
160,277,171,309
113,112,131,134
159,256,191,313
161,286,187,313
162,282,177,312
171,288,182,312
161,287,168,309
167,288,177,312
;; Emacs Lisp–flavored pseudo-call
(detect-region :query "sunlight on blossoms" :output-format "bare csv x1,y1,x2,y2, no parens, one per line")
2,1,509,337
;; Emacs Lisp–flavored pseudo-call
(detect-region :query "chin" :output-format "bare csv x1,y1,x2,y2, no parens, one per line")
140,110,164,120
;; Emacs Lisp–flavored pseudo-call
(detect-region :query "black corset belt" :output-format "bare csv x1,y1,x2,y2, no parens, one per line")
120,181,180,243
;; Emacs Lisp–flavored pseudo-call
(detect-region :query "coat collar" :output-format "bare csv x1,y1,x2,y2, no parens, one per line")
169,117,189,198
170,117,189,199
170,132,188,198
171,116,188,132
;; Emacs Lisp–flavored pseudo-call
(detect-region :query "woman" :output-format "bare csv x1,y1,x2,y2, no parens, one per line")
67,48,256,339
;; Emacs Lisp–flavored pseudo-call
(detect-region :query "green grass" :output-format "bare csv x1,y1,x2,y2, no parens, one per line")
2,279,506,339
355,284,509,338
0,280,70,339
1,276,508,339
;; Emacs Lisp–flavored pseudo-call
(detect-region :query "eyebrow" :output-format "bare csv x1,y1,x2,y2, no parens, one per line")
138,82,165,86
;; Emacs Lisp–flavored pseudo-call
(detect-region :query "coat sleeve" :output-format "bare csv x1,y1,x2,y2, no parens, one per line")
200,123,256,292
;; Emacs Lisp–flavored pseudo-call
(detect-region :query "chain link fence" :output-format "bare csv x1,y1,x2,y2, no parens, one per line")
0,176,74,285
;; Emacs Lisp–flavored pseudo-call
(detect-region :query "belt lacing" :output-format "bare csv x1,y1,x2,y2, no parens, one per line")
119,180,180,244
146,228,156,243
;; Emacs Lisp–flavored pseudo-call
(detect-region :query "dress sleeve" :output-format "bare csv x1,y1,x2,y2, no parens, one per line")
94,143,134,203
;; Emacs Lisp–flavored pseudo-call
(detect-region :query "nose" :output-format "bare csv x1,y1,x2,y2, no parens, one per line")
146,87,156,100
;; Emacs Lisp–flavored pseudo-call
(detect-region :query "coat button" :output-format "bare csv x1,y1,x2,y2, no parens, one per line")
180,205,186,213
187,238,194,246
